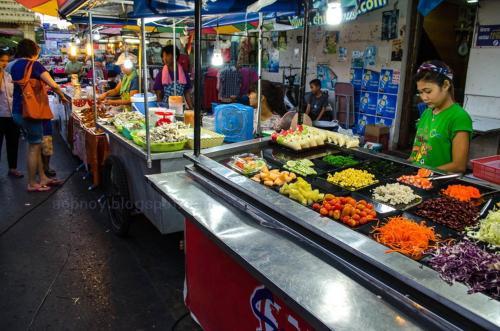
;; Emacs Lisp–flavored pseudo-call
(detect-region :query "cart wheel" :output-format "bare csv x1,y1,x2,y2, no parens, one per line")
102,155,132,236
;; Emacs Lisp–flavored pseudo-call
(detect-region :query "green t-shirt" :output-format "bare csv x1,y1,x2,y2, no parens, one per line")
65,61,83,76
410,103,472,168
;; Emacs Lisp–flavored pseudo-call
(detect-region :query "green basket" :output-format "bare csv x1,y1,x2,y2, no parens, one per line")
122,123,145,140
130,131,186,152
114,123,124,133
150,140,187,152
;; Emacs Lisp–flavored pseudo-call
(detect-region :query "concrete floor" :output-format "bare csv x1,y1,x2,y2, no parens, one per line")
0,133,201,330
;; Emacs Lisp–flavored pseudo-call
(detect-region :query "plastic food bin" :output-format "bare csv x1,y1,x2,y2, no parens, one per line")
471,155,500,184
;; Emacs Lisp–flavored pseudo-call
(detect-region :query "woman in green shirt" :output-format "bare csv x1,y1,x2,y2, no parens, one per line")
64,55,83,78
410,61,472,173
98,55,138,106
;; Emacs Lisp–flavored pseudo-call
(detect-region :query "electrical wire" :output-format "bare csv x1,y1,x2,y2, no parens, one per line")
171,312,190,331
27,246,72,330
0,170,77,238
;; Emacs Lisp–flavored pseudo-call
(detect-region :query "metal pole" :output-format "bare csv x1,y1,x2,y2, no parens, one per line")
193,0,202,156
298,0,311,125
173,19,177,94
256,12,263,136
141,18,152,168
89,12,98,127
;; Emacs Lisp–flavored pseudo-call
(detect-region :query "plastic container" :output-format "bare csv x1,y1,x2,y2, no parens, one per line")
214,103,254,143
184,110,194,127
202,115,216,131
169,96,184,116
131,93,157,115
471,155,500,184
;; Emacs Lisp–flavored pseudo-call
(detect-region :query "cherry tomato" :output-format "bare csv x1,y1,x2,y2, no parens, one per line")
333,203,342,211
360,211,368,217
370,210,377,217
328,210,335,218
320,208,328,216
366,203,374,210
324,203,333,211
354,208,361,215
333,210,341,220
359,200,368,206
359,217,368,224
324,194,335,201
356,204,365,210
312,203,321,211
341,215,350,223
352,214,361,221
346,219,357,227
347,198,357,206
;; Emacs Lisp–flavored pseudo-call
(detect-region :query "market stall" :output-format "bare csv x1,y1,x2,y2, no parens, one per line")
141,0,500,330
148,126,500,330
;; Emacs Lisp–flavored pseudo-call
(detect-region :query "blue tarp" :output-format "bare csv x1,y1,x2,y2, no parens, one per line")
144,0,300,17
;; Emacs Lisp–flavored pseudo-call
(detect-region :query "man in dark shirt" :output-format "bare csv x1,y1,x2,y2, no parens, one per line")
305,79,329,121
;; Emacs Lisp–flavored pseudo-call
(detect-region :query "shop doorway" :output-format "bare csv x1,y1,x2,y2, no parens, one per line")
397,0,477,152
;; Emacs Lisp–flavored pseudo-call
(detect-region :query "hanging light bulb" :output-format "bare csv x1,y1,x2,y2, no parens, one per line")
211,48,223,66
211,19,223,67
69,43,78,57
326,1,342,25
86,42,92,56
123,58,133,70
93,31,101,41
74,36,81,45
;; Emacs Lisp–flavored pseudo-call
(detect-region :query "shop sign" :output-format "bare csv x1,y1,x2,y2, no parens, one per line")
287,0,388,28
184,220,315,331
476,25,500,47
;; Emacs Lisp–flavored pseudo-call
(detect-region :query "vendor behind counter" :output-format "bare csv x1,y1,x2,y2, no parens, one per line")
98,54,138,107
409,61,473,174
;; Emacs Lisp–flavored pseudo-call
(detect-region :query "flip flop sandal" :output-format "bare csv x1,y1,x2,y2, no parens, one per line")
46,179,64,187
27,185,51,193
8,170,24,178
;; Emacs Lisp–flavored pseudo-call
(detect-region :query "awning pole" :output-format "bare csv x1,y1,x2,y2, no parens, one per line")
141,18,152,168
193,0,202,156
256,12,263,136
173,19,177,94
89,12,98,129
298,0,312,125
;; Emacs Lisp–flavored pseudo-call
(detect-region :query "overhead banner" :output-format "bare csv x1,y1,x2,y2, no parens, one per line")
287,0,389,28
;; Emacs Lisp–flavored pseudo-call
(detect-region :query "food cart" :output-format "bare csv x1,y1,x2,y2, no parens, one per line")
61,0,272,235
144,0,500,329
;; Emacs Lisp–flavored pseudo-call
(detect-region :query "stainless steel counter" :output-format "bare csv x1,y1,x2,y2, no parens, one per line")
146,171,425,331
176,139,500,330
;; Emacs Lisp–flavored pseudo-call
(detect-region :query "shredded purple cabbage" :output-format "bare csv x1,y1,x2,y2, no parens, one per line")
428,240,500,299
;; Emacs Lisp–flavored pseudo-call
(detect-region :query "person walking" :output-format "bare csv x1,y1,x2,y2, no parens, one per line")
0,48,23,178
10,39,68,192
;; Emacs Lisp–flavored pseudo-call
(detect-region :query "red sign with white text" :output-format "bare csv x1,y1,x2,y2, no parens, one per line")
185,219,315,331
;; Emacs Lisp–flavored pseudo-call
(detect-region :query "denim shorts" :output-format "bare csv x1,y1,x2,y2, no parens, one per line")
12,113,43,144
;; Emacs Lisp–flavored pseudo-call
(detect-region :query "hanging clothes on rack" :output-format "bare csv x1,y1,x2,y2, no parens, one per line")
239,66,258,97
220,39,232,64
218,64,241,102
230,36,239,65
237,36,252,66
203,67,219,110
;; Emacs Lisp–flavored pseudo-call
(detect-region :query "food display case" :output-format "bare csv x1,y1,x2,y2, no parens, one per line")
151,136,500,330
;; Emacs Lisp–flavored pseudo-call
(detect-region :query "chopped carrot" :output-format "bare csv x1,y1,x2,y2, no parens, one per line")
417,168,433,178
371,216,440,259
442,184,481,202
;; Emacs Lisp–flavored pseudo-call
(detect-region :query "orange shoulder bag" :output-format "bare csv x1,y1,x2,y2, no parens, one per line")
14,61,53,120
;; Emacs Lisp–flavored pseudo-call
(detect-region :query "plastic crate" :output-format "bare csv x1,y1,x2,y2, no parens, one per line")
471,155,500,184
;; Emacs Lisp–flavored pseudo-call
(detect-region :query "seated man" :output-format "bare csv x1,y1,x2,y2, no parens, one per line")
305,79,329,121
